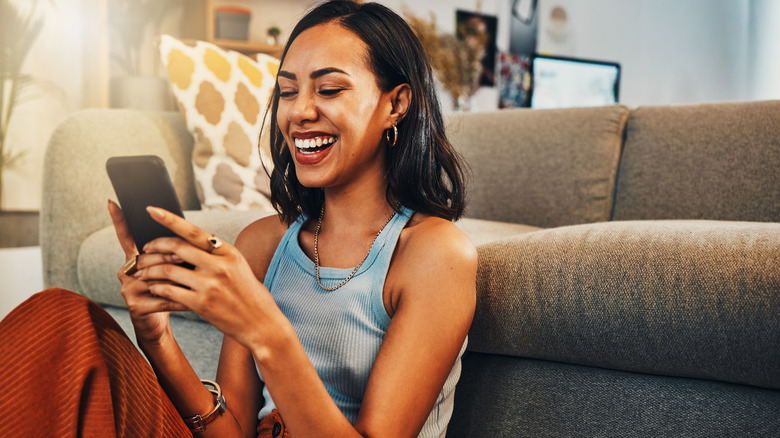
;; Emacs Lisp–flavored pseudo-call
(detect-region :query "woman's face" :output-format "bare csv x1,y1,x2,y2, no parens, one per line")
276,23,395,192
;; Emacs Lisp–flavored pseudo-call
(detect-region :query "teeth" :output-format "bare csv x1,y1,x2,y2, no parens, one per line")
294,136,336,149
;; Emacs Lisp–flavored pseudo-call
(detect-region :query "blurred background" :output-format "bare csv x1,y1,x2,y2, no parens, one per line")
1,0,778,225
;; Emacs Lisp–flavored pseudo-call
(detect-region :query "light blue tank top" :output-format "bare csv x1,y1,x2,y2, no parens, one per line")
258,206,464,438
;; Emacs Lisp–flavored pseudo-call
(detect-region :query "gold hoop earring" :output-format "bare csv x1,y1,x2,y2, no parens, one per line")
386,122,398,147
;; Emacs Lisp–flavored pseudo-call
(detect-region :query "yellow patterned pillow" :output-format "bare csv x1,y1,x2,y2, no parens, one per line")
158,34,279,210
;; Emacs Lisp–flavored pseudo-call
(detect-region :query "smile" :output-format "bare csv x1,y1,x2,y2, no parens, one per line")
294,136,337,154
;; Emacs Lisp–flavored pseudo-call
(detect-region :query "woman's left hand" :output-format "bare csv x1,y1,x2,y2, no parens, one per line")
137,206,277,349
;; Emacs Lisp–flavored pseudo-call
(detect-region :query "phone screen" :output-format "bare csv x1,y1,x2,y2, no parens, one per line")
106,155,186,253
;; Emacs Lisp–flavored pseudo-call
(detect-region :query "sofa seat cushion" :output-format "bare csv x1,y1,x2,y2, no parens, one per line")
77,209,274,310
471,220,780,390
455,217,542,247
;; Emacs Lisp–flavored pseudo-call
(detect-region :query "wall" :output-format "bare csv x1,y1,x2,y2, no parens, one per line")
2,1,83,211
749,0,780,101
535,0,755,107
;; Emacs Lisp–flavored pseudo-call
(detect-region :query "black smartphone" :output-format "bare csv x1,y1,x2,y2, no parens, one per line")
106,155,186,254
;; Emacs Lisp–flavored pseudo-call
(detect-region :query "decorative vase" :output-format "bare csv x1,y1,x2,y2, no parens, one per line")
454,94,472,112
452,88,474,112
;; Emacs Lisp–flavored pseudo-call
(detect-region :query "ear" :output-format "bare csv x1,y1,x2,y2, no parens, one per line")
387,83,411,127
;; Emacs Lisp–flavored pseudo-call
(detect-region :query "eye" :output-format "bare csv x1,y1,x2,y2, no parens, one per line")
278,89,298,99
318,88,344,97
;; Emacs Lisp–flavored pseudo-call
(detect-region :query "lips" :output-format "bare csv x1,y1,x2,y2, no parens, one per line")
294,135,336,154
292,134,337,165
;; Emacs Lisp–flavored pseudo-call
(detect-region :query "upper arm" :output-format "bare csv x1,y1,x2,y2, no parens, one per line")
216,214,288,437
355,220,477,437
234,214,288,281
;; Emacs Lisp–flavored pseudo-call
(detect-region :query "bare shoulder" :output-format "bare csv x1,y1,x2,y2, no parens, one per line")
387,213,477,308
400,213,477,266
235,213,289,278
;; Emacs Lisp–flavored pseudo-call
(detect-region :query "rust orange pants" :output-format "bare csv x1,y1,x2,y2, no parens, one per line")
0,288,192,436
0,289,291,437
257,409,292,438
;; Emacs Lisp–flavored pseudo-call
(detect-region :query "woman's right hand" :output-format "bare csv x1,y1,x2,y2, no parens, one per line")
108,200,189,345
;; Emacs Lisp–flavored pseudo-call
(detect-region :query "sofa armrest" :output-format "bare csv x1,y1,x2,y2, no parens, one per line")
41,109,199,291
471,220,780,390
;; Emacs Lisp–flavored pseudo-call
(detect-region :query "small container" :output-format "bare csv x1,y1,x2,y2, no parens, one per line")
215,6,251,41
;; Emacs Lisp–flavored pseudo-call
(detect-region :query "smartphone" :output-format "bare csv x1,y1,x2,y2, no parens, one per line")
106,155,186,254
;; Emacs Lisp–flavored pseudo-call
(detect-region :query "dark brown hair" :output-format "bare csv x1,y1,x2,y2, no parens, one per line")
264,0,467,223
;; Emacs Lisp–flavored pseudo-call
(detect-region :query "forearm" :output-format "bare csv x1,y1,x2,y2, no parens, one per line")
139,328,245,437
251,323,361,438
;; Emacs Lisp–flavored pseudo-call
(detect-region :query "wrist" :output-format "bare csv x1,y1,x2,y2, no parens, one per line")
250,320,300,370
182,380,227,433
137,325,175,355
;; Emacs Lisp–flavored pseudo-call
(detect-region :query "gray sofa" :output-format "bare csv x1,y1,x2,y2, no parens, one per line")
41,101,779,436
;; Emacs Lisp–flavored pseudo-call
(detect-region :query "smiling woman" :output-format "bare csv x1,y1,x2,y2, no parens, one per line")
275,25,397,189
0,2,475,437
267,3,467,225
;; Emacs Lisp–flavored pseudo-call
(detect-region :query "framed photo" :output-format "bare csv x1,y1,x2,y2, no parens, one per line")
498,52,531,108
456,10,498,87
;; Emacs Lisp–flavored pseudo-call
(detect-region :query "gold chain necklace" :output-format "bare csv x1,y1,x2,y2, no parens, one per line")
313,204,396,291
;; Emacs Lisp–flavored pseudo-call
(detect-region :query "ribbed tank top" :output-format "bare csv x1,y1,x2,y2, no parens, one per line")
257,206,465,438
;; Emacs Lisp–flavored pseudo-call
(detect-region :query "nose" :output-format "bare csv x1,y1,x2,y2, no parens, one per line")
288,91,318,125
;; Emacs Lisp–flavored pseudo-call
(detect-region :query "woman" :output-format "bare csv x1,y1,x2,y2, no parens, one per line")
3,2,476,437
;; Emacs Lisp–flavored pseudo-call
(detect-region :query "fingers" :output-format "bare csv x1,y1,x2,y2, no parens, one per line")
117,253,183,280
117,252,191,314
136,259,232,312
108,199,139,257
120,271,191,314
147,279,204,312
136,252,185,271
146,206,223,254
136,261,202,288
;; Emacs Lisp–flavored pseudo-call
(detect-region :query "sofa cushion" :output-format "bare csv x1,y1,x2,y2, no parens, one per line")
449,354,780,437
470,220,780,390
454,217,542,246
613,100,780,222
158,35,278,211
77,210,274,311
446,105,631,228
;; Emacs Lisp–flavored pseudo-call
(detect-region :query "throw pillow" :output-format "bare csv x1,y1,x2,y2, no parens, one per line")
158,34,279,211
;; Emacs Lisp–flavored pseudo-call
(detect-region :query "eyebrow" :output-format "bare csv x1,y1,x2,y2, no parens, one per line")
277,67,350,81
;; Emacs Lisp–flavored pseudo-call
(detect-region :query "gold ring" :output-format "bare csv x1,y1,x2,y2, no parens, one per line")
206,235,223,253
122,255,139,276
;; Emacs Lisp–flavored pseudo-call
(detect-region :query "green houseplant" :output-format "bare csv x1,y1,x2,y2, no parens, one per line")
267,26,282,45
0,0,52,207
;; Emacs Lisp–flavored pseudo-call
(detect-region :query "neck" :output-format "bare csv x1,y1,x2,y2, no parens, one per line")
319,182,396,234
309,190,398,271
322,198,395,236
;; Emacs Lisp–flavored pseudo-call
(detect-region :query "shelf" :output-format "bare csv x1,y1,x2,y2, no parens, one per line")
211,38,284,57
204,0,284,57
